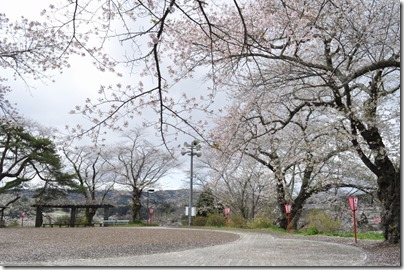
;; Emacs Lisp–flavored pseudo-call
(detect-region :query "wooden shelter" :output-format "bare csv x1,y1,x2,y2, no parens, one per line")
31,202,114,227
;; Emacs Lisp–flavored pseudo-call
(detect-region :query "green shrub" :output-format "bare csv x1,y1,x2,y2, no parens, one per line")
326,231,384,240
229,215,247,228
247,217,273,229
77,216,88,224
55,215,70,224
55,215,87,224
181,216,189,225
192,216,208,226
306,210,341,233
206,213,226,227
305,227,319,235
8,220,20,227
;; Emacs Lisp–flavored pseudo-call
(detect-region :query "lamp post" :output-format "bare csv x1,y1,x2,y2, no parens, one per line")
146,189,155,224
181,140,202,226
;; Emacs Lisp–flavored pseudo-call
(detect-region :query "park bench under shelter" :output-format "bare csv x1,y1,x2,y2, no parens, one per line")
31,202,114,228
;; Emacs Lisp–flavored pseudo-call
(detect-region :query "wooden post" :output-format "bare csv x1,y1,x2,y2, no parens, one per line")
0,207,4,221
0,207,5,227
104,207,110,220
70,207,77,227
35,207,43,228
353,209,358,243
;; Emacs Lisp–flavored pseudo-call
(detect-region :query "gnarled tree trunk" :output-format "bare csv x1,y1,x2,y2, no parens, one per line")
131,188,142,222
376,156,400,243
353,123,400,243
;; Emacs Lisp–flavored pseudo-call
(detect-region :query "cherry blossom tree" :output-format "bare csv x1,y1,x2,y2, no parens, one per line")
210,100,377,230
51,0,399,242
0,11,77,124
62,145,117,224
42,0,220,145
200,147,274,221
165,0,400,243
114,129,180,222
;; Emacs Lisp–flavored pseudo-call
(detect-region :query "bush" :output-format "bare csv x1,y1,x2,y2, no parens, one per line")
205,213,226,227
305,227,319,235
7,220,20,227
55,215,87,224
229,215,247,228
306,210,341,233
55,215,70,224
77,216,88,224
247,217,273,229
181,216,189,225
192,216,208,226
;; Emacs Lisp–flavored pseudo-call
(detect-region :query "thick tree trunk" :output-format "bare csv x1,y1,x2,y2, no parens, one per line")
275,176,288,229
356,125,400,243
272,154,288,229
376,157,400,243
85,208,97,225
131,190,142,222
290,198,305,230
290,207,303,230
290,160,313,230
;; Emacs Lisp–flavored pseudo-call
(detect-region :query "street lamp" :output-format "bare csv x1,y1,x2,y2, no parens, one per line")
181,140,202,226
146,189,155,224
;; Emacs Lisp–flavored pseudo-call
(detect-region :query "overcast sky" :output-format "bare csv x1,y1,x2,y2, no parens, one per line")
2,0,212,190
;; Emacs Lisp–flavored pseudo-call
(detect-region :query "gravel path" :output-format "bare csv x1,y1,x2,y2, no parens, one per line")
0,227,400,267
264,230,401,267
0,227,239,265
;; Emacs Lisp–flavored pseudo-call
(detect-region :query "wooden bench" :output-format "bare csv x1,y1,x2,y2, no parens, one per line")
102,220,130,226
43,223,103,228
42,223,69,228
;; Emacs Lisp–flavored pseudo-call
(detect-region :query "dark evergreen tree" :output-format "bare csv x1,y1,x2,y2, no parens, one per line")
196,187,223,217
0,123,74,207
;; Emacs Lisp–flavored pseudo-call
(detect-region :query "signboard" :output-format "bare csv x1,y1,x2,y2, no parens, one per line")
348,196,359,243
20,211,26,227
148,208,154,224
284,204,291,233
348,196,359,211
224,208,230,228
185,207,196,216
284,204,291,214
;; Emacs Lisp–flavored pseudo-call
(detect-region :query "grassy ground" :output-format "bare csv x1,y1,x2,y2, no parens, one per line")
262,225,385,240
94,219,385,241
180,224,385,241
322,231,384,240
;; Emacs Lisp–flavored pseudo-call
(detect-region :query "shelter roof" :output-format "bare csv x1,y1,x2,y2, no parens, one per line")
31,201,114,208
